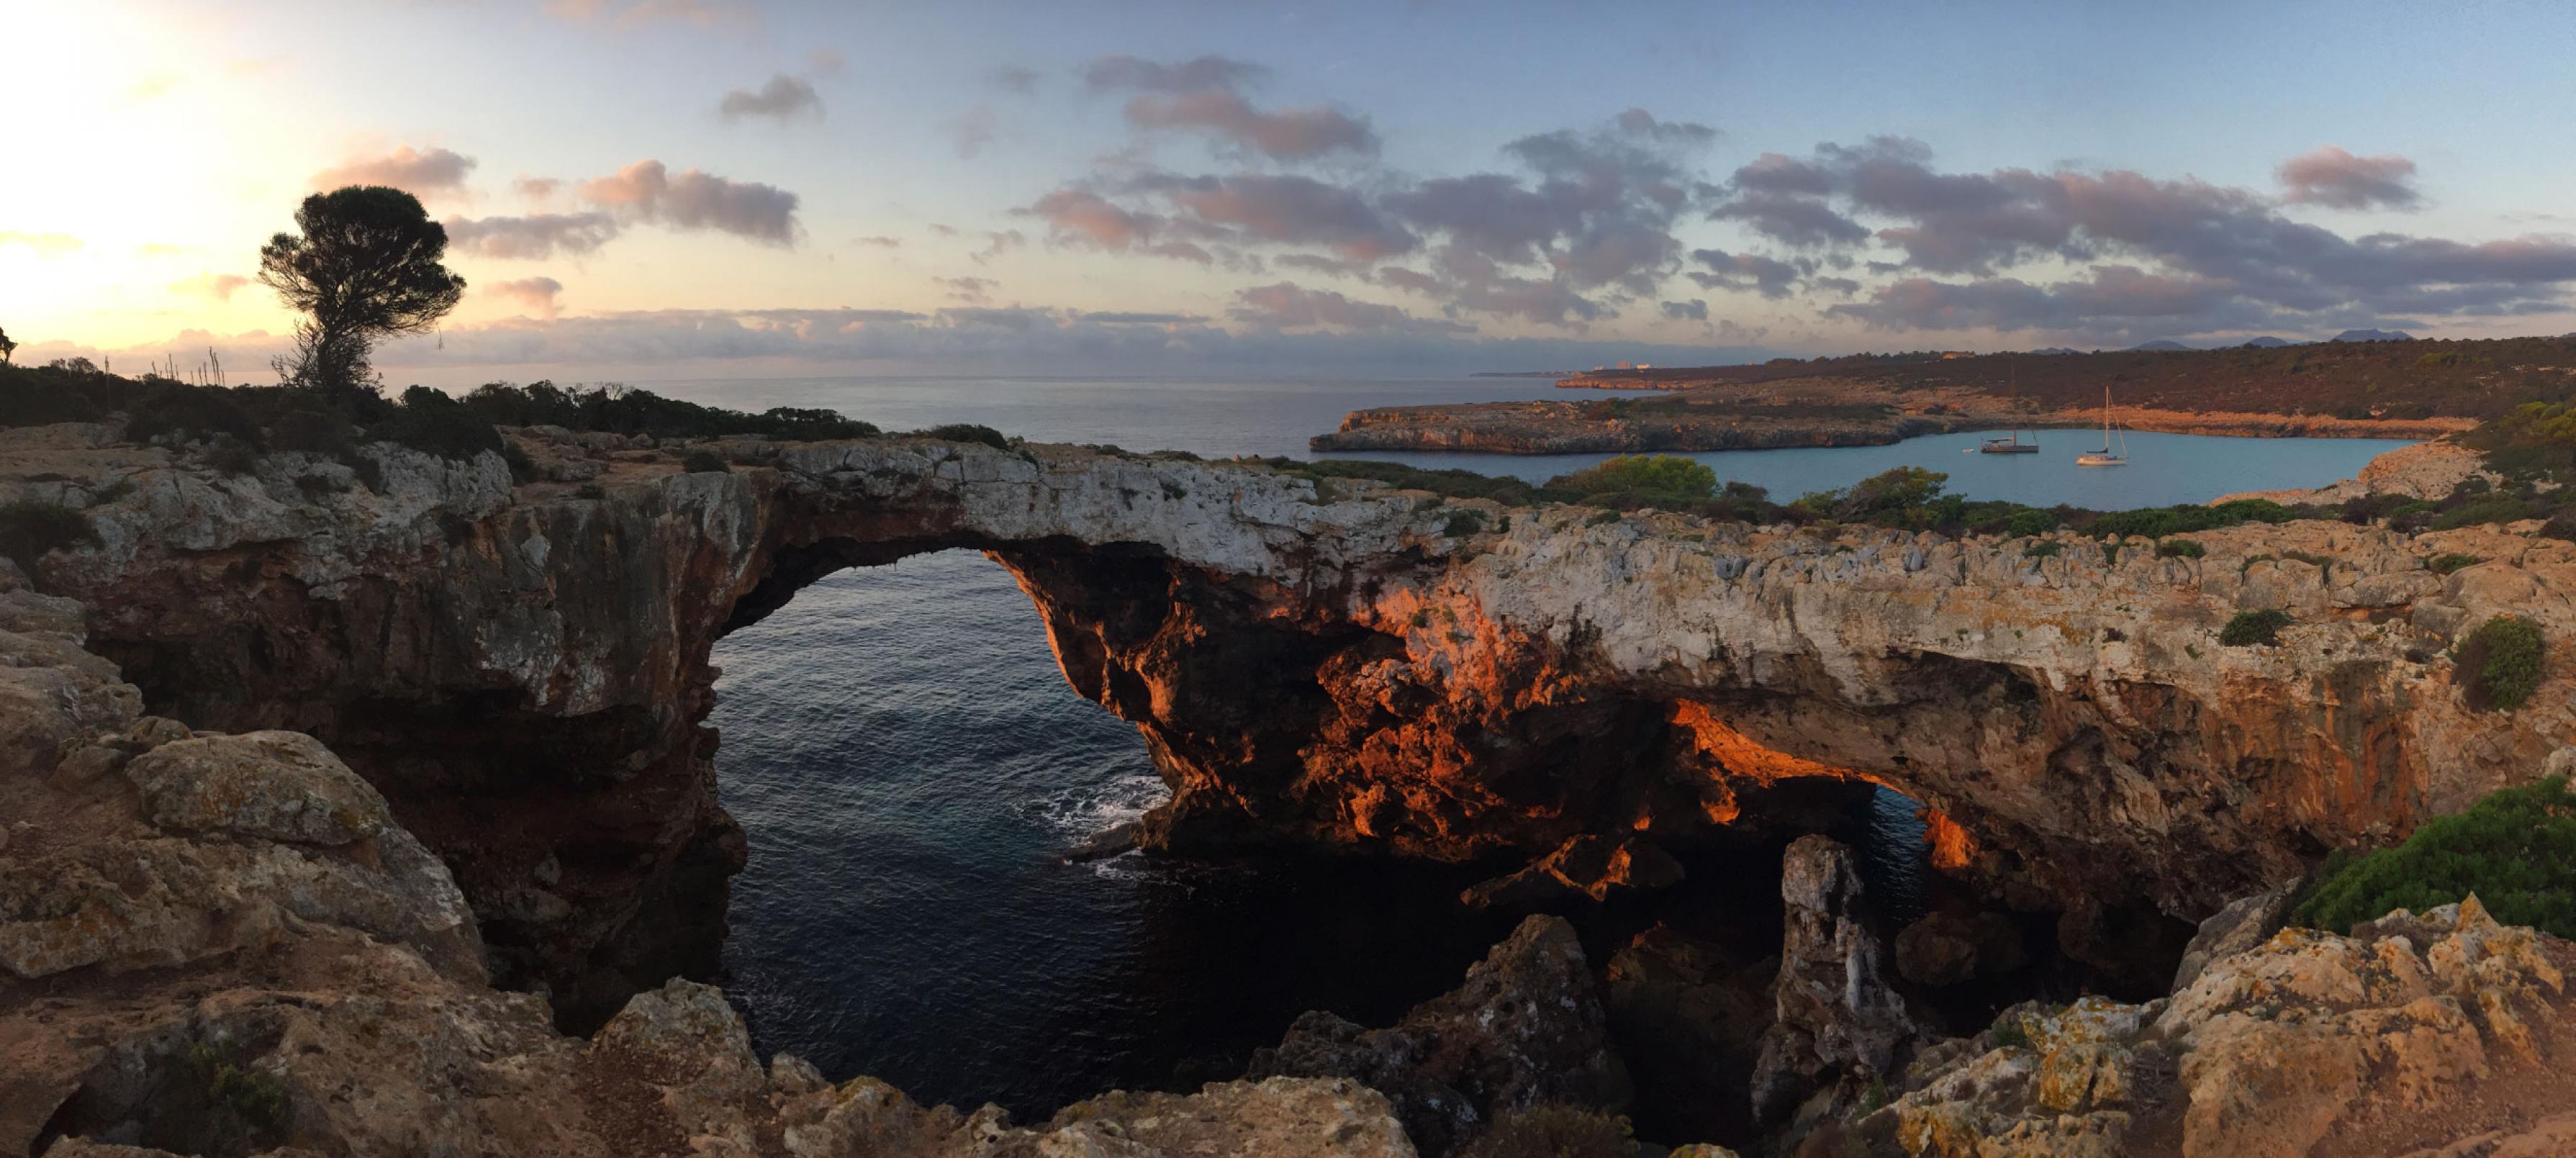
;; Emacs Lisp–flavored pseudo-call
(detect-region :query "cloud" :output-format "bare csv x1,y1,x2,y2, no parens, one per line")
312,145,476,196
1121,91,1378,160
719,74,823,122
972,230,1025,263
936,275,996,304
853,235,902,248
171,273,252,301
1710,136,2576,338
1083,53,1374,160
947,106,1000,158
1155,173,1416,260
989,65,1039,95
486,276,564,317
577,160,800,245
1076,311,1204,324
0,232,81,256
1081,55,1266,94
1229,282,1474,335
443,212,624,259
1661,298,1709,322
546,0,756,28
515,177,564,202
2277,145,2421,211
1687,248,1799,298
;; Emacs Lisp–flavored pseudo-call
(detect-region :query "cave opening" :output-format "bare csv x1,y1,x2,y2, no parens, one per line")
707,546,1536,1121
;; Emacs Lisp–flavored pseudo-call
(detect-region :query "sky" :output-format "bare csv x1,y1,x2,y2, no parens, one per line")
8,0,2576,384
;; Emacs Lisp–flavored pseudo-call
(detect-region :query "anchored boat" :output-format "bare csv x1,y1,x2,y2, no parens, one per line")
2076,386,2129,467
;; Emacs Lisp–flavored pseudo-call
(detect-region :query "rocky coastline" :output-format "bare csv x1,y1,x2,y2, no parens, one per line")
6,418,2574,1155
1310,383,2468,455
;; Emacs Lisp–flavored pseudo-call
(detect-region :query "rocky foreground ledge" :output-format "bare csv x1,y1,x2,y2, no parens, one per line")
6,418,2576,1155
3,420,2572,1022
7,582,2572,1156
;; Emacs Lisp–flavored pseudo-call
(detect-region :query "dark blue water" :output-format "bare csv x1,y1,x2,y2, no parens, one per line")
697,375,2412,1117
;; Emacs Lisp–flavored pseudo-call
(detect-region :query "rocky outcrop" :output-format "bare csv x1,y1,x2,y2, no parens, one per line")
2210,438,2494,505
0,574,1412,1157
1603,926,1776,1144
8,423,2575,1025
1874,895,2576,1158
1458,833,1685,909
1310,399,1946,453
1248,915,1631,1156
1752,837,1937,1130
1894,910,2029,988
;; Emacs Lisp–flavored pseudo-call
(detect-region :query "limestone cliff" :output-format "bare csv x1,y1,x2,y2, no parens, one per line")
6,422,2572,1023
0,571,1414,1157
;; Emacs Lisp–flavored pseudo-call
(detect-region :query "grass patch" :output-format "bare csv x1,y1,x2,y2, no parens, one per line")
2023,540,2064,558
680,448,732,474
2295,775,2576,938
2156,538,2206,558
2220,608,2295,646
2457,615,2545,711
2431,553,2484,575
1440,508,1487,537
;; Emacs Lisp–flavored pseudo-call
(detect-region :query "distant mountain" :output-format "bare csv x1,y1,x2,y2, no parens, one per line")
2241,336,2295,348
2129,340,2192,351
2330,329,2415,343
2028,346,2084,356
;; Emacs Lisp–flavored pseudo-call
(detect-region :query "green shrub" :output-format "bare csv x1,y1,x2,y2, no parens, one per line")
2431,496,2535,530
266,408,357,457
1990,1016,2031,1051
374,387,502,460
501,441,538,484
575,482,607,500
915,422,1012,451
204,436,261,476
2156,538,2206,558
2006,509,2059,537
2219,608,2295,646
457,379,878,440
2457,615,2545,711
1544,453,1718,506
1458,1105,1637,1158
2295,775,2576,938
2431,553,2483,575
2087,498,2295,540
2023,540,2064,558
1583,510,1622,527
0,499,97,573
681,448,731,474
1440,509,1487,537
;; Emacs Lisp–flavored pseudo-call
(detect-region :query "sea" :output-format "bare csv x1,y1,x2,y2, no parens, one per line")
680,375,2415,1121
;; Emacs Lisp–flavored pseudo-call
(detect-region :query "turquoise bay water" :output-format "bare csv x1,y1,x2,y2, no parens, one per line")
692,375,2414,1120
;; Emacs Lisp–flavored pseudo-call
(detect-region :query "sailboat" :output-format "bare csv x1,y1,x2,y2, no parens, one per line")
2076,385,2129,467
1979,357,2039,453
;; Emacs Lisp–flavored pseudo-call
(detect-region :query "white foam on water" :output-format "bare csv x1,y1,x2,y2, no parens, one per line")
1021,772,1172,841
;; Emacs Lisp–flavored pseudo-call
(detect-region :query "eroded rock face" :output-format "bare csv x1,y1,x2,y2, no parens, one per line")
12,425,2575,1023
1248,914,1631,1156
1752,836,1938,1129
1876,895,2576,1158
1,579,1415,1157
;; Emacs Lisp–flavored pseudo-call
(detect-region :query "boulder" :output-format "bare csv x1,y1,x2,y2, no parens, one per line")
121,731,389,846
1249,914,1631,1156
2170,883,2300,991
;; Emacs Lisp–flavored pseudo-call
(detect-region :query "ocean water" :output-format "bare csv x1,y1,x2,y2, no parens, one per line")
697,375,2415,1119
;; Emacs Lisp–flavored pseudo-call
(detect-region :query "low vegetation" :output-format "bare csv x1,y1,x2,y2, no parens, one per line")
681,449,732,474
2430,553,2483,575
0,362,883,480
0,499,96,573
2156,538,2207,558
2219,609,2295,647
2295,775,2576,938
1459,1105,1638,1158
1573,333,2576,421
2457,615,2546,711
909,422,1011,450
